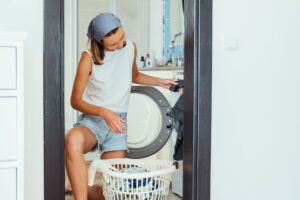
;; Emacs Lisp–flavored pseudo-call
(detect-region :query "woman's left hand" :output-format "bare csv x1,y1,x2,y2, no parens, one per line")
158,78,178,89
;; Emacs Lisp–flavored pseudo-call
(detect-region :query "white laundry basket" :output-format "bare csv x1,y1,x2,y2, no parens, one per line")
88,158,177,200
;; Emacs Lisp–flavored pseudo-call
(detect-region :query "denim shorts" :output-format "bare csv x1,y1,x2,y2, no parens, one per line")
74,113,128,152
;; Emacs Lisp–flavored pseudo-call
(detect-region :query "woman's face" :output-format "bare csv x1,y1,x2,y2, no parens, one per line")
102,27,126,51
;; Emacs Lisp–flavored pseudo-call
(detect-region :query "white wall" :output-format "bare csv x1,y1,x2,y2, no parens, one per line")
0,1,43,200
212,0,300,200
149,0,163,63
64,0,77,131
170,0,184,45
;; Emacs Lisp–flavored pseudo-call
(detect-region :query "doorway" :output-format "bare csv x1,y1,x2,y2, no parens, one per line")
43,0,212,199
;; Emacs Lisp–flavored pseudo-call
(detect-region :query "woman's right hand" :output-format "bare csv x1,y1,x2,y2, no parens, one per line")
101,108,127,133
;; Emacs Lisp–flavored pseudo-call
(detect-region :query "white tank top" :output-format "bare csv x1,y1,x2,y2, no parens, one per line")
83,40,134,112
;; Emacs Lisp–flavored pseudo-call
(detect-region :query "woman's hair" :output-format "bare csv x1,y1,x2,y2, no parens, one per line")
89,27,119,65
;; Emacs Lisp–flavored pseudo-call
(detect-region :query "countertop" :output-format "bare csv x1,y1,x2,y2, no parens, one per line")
139,65,184,71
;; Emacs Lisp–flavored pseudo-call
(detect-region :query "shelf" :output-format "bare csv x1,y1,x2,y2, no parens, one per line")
139,65,184,71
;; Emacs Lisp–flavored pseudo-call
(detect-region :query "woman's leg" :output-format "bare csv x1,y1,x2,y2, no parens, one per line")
101,150,126,159
87,150,126,200
65,126,97,200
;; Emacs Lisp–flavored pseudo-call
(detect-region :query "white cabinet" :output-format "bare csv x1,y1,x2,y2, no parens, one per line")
0,32,26,200
0,168,17,200
0,98,17,161
0,47,17,89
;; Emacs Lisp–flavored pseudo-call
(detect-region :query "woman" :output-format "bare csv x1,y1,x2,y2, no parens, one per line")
65,13,177,200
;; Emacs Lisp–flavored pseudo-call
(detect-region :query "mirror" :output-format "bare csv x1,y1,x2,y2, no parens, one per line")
76,0,184,68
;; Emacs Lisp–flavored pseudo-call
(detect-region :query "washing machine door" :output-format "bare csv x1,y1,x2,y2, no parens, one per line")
126,86,174,158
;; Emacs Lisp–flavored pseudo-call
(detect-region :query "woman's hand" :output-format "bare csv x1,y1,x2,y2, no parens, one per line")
101,108,127,133
158,78,178,89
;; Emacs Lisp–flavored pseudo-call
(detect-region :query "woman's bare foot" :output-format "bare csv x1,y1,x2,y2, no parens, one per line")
88,185,105,200
65,171,72,194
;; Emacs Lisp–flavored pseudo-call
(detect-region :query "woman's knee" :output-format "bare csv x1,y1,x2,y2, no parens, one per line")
65,129,85,154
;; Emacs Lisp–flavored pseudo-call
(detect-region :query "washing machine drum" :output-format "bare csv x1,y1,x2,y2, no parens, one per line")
126,86,174,158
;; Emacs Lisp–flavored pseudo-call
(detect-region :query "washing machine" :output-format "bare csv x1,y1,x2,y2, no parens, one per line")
126,69,183,160
127,69,184,197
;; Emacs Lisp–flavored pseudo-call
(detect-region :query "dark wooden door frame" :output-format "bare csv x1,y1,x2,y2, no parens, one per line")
43,0,212,199
44,0,65,199
183,0,212,199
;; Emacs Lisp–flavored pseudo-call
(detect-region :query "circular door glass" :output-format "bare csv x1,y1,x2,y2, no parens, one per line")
127,93,162,149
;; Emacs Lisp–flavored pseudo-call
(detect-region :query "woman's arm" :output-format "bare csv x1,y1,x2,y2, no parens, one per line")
131,42,177,89
70,52,105,116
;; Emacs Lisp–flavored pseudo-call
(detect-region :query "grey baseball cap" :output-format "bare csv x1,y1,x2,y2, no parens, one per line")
87,12,121,43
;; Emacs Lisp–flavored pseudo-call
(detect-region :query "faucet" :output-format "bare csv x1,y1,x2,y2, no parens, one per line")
172,32,183,44
165,32,182,66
